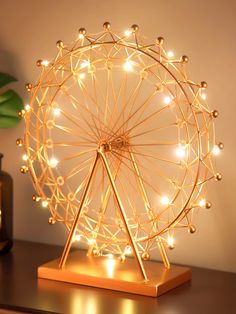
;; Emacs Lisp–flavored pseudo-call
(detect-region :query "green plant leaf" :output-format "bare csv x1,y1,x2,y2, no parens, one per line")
0,89,24,128
0,72,17,88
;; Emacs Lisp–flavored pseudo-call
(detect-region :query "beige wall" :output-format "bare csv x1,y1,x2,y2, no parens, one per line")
0,0,235,273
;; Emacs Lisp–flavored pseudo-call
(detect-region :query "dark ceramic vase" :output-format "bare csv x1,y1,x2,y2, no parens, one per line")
0,153,13,254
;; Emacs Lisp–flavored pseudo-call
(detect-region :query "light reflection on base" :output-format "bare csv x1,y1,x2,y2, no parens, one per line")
38,250,191,297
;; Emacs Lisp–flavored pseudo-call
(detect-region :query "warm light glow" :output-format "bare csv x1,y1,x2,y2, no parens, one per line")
81,60,90,68
120,299,135,314
161,195,170,205
163,95,172,105
24,104,31,112
53,108,61,116
41,60,49,66
42,200,48,208
85,297,97,314
167,236,174,248
123,60,133,71
167,51,174,58
74,234,81,242
49,157,59,168
212,145,220,156
124,30,132,37
107,253,114,259
124,245,132,255
201,92,207,100
78,33,84,39
88,238,96,245
175,145,186,159
78,73,85,80
199,199,206,207
105,257,116,278
22,154,28,161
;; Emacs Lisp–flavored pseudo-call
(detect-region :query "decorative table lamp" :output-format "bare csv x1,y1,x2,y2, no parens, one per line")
18,22,223,297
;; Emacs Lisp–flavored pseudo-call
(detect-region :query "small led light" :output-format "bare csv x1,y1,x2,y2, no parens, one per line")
199,199,206,208
81,60,90,68
212,145,220,156
201,92,207,100
78,33,84,39
123,60,133,71
75,234,81,242
53,108,61,116
41,60,49,66
124,30,132,37
167,51,174,58
107,253,114,259
42,200,48,208
163,95,172,105
161,196,170,205
22,154,28,161
78,73,85,80
24,104,31,112
88,238,96,245
167,236,175,249
175,145,186,159
124,245,132,255
49,157,59,168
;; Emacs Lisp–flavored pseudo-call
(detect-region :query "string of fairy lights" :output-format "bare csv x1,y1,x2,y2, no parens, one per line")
16,23,222,270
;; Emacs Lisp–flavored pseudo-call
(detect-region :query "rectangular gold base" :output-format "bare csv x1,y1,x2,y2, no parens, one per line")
38,251,191,297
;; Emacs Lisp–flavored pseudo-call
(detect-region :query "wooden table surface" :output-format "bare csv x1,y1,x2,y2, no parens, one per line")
0,240,236,314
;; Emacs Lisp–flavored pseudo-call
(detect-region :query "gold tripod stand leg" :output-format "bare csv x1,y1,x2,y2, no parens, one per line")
99,150,148,281
59,150,147,281
59,153,100,269
87,158,122,256
129,150,170,269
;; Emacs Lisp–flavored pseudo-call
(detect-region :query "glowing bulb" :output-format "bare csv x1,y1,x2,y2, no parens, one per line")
123,60,133,71
161,195,170,205
124,245,132,255
24,104,31,112
124,30,132,37
81,60,90,68
42,200,48,208
167,236,175,249
201,92,207,100
22,154,28,161
212,145,220,156
49,157,59,168
78,33,84,39
88,238,96,245
53,108,61,116
74,234,81,242
107,253,114,259
78,73,85,80
163,95,172,105
41,60,49,66
167,51,174,58
199,199,206,207
175,145,186,159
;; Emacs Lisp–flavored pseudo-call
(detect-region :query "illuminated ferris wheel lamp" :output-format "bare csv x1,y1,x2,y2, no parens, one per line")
17,22,223,297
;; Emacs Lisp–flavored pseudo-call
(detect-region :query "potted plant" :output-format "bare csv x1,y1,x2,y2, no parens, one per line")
0,72,23,253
